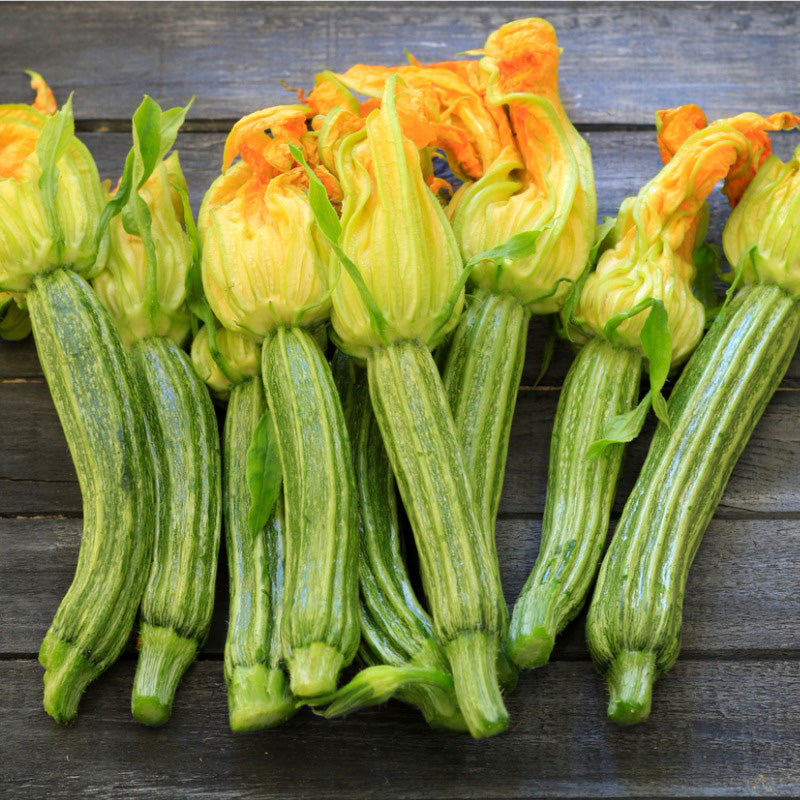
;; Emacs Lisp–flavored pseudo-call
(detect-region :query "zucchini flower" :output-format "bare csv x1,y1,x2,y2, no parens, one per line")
450,18,597,312
576,108,800,365
0,74,107,292
723,144,800,297
0,291,30,340
328,78,464,358
304,75,510,738
200,104,360,701
190,322,260,399
93,152,192,346
200,106,334,340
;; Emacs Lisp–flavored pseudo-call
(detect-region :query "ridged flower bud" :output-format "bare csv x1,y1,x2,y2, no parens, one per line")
0,78,106,292
93,152,192,345
190,323,261,399
329,77,464,358
723,145,800,298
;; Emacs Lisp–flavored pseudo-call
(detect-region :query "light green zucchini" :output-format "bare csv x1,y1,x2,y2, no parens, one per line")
223,376,294,732
30,268,155,722
587,284,800,725
129,336,222,726
325,352,466,732
509,338,642,667
367,340,508,738
261,326,359,697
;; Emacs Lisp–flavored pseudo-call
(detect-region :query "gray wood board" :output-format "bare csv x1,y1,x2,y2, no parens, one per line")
0,3,798,125
3,515,799,658
3,658,800,799
3,377,800,517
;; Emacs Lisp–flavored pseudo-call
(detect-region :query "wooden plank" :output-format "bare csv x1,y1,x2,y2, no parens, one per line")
0,3,798,125
3,658,800,799
4,374,800,517
4,515,799,658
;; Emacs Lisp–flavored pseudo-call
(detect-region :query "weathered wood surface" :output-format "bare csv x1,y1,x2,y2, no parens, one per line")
2,3,800,798
0,2,798,125
4,659,800,799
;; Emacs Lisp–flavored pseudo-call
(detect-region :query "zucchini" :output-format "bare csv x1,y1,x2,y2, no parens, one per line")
367,340,508,738
509,338,642,667
30,268,155,722
129,336,222,726
329,352,466,732
261,326,359,697
223,375,294,731
587,284,800,725
442,289,530,536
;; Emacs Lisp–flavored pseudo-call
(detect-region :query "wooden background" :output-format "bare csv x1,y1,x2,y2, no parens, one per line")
2,3,800,798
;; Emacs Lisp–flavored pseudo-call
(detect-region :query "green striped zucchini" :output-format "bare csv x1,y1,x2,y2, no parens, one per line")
222,375,294,731
587,283,800,725
509,338,642,668
30,268,155,722
367,340,508,738
261,326,359,697
129,336,222,726
329,352,465,732
442,289,531,537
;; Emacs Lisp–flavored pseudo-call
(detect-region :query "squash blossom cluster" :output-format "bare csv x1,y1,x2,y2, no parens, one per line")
0,74,106,293
576,107,800,366
326,18,596,315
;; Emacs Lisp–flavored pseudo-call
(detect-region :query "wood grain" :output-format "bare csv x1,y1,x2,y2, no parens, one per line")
0,3,798,125
3,658,800,799
3,515,799,658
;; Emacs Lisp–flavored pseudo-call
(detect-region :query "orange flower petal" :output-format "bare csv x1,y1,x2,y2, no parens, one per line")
222,104,311,176
656,104,707,164
26,71,57,116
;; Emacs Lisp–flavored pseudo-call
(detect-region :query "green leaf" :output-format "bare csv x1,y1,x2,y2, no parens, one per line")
586,394,651,460
35,94,76,264
717,245,755,321
692,242,721,326
603,297,655,346
289,143,389,341
94,95,193,261
246,409,283,536
639,300,671,427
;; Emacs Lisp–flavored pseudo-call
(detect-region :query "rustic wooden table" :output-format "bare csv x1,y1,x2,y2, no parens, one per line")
2,2,800,798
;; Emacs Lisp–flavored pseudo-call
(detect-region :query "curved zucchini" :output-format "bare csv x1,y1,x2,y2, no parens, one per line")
328,352,466,732
587,284,800,725
261,326,359,697
367,340,508,738
29,268,154,722
223,376,294,731
129,336,222,726
509,338,642,668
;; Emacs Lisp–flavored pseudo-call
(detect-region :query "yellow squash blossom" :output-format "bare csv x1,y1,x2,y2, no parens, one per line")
0,73,106,292
190,322,261,399
93,152,193,345
577,107,799,365
328,77,464,359
724,143,800,297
